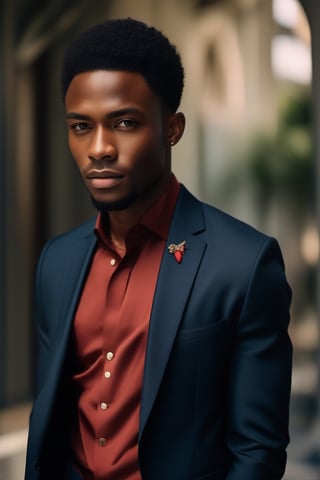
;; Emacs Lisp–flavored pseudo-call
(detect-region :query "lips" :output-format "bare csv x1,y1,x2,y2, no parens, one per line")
86,170,124,189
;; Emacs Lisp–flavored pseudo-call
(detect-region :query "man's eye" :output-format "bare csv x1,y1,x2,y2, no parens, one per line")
116,119,137,128
71,123,90,132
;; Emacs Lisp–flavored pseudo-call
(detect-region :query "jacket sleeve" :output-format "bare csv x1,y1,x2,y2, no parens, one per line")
33,239,56,394
226,237,292,479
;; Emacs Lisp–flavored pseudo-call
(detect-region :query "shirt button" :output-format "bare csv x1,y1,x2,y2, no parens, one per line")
106,352,114,361
104,371,111,379
110,258,116,266
98,438,106,446
100,402,108,410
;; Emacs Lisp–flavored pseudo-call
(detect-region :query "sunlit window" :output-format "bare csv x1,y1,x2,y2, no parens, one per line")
272,0,300,29
272,34,311,84
272,0,311,84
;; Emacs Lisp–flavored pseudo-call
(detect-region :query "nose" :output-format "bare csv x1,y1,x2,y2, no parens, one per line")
88,126,117,162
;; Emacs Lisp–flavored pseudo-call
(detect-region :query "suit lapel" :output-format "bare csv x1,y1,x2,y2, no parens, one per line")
46,224,97,389
139,187,207,438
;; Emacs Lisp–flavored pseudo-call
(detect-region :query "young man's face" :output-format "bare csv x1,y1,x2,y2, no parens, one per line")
65,70,183,212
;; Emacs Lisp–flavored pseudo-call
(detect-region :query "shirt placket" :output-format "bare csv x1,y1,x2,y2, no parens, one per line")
93,250,133,471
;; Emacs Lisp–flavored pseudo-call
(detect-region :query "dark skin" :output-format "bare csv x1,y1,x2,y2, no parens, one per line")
65,70,185,249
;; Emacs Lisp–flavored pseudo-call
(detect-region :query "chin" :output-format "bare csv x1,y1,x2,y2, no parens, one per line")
90,192,138,212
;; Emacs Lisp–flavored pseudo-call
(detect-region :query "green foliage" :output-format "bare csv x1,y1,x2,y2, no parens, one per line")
248,90,313,209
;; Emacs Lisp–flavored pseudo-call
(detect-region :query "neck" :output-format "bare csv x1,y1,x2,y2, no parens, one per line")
107,214,129,250
108,173,172,244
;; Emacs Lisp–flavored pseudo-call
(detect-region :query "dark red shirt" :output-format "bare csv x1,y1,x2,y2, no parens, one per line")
71,176,180,480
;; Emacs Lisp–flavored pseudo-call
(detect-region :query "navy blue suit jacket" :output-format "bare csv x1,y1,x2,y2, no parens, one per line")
25,185,292,479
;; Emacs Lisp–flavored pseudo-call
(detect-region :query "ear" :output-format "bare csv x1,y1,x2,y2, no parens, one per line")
167,112,185,147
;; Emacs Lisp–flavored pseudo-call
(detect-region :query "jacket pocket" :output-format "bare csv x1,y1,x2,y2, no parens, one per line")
176,317,228,343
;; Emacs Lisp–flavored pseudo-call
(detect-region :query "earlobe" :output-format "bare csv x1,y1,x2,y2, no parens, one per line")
168,112,185,146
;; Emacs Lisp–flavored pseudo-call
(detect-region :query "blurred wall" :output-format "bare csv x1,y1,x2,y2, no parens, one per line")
0,1,314,432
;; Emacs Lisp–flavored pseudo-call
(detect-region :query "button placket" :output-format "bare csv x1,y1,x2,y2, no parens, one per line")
103,350,114,379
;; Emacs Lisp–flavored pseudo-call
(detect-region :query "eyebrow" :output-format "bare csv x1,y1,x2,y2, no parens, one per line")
66,112,90,120
66,107,143,121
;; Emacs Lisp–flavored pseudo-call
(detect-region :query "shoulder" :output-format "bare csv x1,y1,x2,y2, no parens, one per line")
36,217,96,279
202,201,270,248
41,217,96,256
203,201,284,272
177,185,285,280
179,184,271,247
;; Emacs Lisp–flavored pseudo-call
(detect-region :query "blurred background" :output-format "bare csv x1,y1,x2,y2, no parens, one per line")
0,0,319,478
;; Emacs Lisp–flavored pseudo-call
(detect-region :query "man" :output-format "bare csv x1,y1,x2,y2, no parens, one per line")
25,17,292,480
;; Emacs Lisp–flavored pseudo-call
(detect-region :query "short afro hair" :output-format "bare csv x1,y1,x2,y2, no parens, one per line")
61,17,184,112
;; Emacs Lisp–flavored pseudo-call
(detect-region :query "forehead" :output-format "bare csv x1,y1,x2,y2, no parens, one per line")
65,70,161,111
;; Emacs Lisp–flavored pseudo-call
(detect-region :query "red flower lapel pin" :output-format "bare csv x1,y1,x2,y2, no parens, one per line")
168,240,186,264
